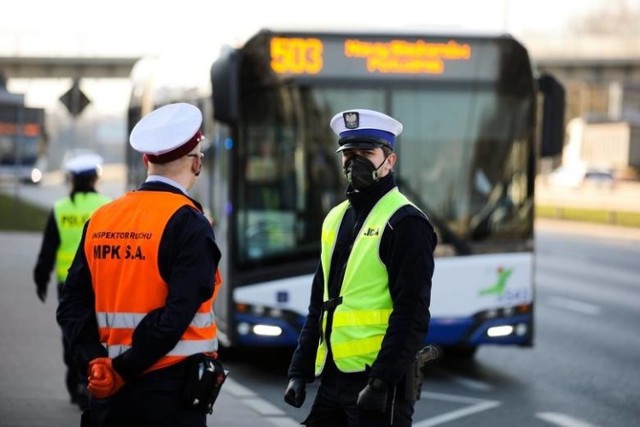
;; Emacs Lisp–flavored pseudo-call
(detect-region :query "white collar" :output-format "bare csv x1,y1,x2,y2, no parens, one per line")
145,175,188,195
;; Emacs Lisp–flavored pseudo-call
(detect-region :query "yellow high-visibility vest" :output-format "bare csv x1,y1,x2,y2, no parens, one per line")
315,188,412,375
54,192,111,282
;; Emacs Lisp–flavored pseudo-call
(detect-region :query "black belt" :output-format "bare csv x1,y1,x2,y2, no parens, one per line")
322,296,343,311
318,296,343,346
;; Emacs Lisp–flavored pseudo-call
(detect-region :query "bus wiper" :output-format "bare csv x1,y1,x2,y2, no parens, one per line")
395,176,472,256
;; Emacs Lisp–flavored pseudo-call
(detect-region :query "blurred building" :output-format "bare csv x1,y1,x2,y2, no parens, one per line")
530,35,640,179
563,116,640,178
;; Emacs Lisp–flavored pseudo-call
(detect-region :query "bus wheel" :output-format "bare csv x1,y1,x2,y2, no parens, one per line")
443,345,478,360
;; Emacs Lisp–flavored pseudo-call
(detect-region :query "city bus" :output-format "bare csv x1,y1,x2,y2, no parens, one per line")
128,29,564,359
0,81,47,184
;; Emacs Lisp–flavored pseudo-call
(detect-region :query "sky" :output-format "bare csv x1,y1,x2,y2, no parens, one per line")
1,0,612,58
0,0,628,117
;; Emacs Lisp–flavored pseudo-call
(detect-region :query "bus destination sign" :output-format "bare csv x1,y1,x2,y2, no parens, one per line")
270,36,474,77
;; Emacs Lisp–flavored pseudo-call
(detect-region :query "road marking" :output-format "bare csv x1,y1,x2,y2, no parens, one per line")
223,377,258,397
242,397,287,416
448,374,494,391
224,379,501,427
536,412,600,427
547,296,602,315
265,417,302,427
223,378,301,425
413,392,500,427
430,365,494,391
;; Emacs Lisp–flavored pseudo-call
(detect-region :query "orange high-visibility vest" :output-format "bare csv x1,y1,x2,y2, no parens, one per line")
84,191,220,373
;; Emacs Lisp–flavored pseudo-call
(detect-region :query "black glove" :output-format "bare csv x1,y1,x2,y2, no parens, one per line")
284,378,306,408
36,286,47,303
357,378,388,413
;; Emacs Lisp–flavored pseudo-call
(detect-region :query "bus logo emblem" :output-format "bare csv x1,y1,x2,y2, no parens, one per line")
479,267,512,296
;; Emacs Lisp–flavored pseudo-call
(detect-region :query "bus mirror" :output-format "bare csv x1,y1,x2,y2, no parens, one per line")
211,47,240,125
537,74,565,158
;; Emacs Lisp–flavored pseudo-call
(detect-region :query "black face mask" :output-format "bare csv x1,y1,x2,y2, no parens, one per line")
343,155,386,191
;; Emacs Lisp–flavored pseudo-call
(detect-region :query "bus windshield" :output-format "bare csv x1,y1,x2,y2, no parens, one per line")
235,83,533,267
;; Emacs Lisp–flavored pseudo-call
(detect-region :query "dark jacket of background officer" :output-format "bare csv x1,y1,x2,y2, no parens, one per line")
33,153,110,409
57,103,221,427
284,109,437,427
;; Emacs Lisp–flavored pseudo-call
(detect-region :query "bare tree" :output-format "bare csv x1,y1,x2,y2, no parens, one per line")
569,0,640,36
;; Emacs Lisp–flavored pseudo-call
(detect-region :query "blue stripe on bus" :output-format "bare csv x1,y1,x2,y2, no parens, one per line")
426,317,476,344
427,314,533,346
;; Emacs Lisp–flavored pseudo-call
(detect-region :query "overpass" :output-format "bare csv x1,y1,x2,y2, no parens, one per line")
0,55,141,118
0,56,140,79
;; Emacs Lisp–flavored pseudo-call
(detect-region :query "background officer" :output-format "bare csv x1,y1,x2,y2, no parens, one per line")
57,103,222,426
284,109,437,426
33,152,111,409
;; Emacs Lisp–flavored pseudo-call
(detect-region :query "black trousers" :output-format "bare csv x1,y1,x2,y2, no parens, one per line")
82,360,208,427
303,361,415,427
57,282,86,400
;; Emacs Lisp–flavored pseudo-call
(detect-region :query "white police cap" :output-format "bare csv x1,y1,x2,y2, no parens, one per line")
330,109,403,152
129,102,204,164
64,152,104,176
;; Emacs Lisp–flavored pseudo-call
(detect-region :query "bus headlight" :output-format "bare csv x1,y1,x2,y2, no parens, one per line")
31,168,43,183
487,325,514,337
486,323,528,338
252,324,283,337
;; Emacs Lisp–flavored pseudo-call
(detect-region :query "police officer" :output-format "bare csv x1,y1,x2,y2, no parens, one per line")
57,103,222,426
284,109,437,426
33,152,111,409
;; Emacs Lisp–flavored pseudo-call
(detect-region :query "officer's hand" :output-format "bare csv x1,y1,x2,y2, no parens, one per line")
88,357,125,399
357,378,388,413
284,378,306,408
36,286,47,303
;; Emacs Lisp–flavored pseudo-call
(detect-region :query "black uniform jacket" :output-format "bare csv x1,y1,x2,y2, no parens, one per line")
56,181,221,381
288,173,437,387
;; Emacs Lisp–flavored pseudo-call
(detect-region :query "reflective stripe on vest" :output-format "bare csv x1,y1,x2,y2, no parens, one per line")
315,188,412,375
53,193,111,282
99,308,218,358
85,191,220,373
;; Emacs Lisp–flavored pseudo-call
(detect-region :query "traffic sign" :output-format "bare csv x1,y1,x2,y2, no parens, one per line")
59,79,90,117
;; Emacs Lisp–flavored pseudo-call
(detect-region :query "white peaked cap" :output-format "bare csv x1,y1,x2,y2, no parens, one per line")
330,109,403,152
129,102,204,163
64,153,104,175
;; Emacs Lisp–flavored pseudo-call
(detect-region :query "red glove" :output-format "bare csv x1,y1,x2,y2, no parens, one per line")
87,357,126,399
